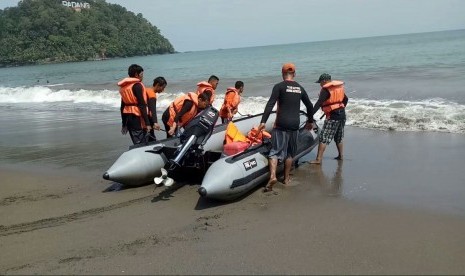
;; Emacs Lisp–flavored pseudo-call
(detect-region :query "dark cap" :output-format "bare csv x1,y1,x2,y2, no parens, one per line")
282,63,296,73
315,73,331,83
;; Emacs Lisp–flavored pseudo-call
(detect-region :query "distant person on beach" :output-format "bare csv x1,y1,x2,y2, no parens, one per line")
196,75,219,105
257,63,314,192
145,76,167,141
219,81,244,124
309,73,348,164
118,64,152,145
161,92,211,138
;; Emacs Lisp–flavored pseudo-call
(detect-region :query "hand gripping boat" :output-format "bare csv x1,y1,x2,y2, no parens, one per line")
102,107,277,186
198,112,319,201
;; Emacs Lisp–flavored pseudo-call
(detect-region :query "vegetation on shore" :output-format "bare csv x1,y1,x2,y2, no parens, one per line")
0,0,175,67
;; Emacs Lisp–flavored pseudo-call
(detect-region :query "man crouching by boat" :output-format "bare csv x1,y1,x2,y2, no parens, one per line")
257,63,314,192
161,92,211,138
118,64,152,145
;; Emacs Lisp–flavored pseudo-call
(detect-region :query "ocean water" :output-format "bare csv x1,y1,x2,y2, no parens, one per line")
1,29,465,134
1,30,464,217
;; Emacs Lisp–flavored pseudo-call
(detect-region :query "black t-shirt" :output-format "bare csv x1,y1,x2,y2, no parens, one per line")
260,80,313,131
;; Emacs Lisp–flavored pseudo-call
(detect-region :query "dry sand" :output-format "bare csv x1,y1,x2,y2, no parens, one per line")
1,128,465,275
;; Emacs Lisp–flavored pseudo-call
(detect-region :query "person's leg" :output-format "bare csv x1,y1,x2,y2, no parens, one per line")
335,143,343,160
126,115,145,145
334,119,345,160
148,129,156,142
310,120,334,164
284,130,298,184
283,157,293,185
161,110,173,138
128,129,146,145
264,158,278,192
264,129,285,192
310,142,327,164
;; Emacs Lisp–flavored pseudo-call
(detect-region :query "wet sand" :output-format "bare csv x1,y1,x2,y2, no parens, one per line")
1,127,465,275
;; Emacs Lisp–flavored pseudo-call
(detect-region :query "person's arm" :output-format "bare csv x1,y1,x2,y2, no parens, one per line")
147,97,160,130
258,84,280,131
312,89,330,116
132,83,151,128
301,88,314,122
261,85,279,124
169,100,194,136
147,97,158,124
300,88,314,130
343,94,349,107
120,100,128,134
120,100,126,126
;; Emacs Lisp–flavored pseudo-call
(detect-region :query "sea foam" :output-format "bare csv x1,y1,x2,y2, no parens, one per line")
1,86,464,134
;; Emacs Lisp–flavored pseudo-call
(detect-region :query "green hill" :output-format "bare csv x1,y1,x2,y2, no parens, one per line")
0,0,175,66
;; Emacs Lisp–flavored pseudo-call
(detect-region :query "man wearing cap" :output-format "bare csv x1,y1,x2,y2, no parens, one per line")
257,63,314,192
310,73,348,164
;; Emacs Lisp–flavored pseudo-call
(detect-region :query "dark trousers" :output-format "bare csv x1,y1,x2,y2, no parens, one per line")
129,129,149,145
126,114,149,145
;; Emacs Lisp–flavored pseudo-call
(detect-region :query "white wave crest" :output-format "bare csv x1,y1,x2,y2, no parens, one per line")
0,86,120,107
225,96,465,134
344,98,465,134
1,87,463,133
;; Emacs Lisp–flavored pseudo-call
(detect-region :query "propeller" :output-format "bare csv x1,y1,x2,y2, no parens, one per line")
154,168,174,187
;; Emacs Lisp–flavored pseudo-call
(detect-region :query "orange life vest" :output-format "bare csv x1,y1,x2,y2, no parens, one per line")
224,122,271,146
246,127,271,146
224,121,248,144
321,80,345,118
196,81,215,104
167,92,199,127
145,87,157,100
219,87,241,119
118,77,148,127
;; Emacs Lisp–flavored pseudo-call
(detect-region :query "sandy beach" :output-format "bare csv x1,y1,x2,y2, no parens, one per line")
1,126,465,275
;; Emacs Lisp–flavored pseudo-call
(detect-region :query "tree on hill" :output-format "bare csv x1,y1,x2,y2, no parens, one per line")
0,0,175,66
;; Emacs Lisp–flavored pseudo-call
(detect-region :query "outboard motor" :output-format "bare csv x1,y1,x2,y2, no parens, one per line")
167,105,219,170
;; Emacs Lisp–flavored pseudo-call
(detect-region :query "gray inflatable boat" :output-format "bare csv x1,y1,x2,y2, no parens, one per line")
198,112,318,201
103,107,277,186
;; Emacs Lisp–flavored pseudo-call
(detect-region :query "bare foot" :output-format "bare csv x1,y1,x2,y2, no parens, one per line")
283,178,291,186
263,178,278,192
309,159,321,165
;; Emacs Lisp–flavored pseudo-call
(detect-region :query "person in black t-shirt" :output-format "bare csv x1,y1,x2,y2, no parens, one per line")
257,63,314,192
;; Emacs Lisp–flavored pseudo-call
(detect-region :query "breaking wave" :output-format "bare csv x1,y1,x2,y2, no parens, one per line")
1,86,464,134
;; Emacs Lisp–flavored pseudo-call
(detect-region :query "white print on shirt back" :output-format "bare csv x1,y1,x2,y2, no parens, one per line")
286,86,301,94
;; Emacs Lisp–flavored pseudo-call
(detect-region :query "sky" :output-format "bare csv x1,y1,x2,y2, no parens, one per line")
1,0,465,52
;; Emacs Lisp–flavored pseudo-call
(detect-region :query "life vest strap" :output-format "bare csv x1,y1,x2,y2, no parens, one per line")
322,101,343,107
